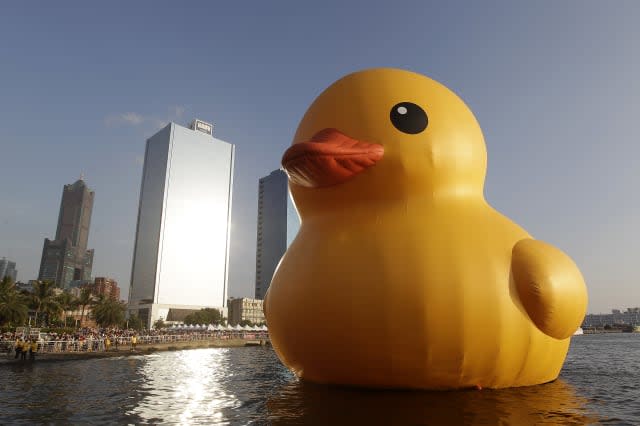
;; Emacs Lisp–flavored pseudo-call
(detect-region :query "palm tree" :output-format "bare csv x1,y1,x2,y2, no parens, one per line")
30,280,60,326
56,291,78,327
92,297,126,328
0,276,28,326
77,287,94,327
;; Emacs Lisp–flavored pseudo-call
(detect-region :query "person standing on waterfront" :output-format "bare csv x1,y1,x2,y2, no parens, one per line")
14,338,22,359
131,335,137,351
29,340,37,360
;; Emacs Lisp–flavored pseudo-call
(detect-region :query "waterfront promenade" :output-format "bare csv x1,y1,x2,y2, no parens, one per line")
1,331,270,363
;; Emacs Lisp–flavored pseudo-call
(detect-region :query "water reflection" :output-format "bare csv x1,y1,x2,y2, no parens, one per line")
130,349,239,424
124,347,288,424
267,379,598,425
2,355,150,425
2,339,635,424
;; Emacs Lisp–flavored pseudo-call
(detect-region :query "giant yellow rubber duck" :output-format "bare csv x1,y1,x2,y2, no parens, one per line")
264,68,588,390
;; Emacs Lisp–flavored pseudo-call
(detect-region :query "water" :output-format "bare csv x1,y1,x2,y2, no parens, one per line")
1,334,638,425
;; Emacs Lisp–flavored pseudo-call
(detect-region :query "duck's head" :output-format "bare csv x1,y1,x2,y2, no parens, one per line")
282,68,487,217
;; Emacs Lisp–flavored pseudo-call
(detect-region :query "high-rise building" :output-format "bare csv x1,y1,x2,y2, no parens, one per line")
93,277,121,301
38,178,95,289
255,169,300,300
128,119,234,328
0,257,17,282
228,297,266,325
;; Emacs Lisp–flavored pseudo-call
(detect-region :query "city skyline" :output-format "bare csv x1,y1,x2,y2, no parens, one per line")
1,3,639,314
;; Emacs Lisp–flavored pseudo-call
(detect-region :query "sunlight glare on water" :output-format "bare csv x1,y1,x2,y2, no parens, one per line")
130,349,242,424
1,336,639,424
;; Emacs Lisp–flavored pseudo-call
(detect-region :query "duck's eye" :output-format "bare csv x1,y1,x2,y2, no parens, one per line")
390,102,428,134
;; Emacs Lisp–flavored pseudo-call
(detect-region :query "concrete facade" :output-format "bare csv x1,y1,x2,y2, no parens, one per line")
228,297,266,325
93,277,121,301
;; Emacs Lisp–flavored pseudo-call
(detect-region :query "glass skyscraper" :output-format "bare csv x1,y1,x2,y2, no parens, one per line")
0,257,17,282
38,178,95,289
255,169,300,300
128,120,234,328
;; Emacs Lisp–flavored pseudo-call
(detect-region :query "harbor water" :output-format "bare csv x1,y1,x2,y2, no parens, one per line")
1,333,638,425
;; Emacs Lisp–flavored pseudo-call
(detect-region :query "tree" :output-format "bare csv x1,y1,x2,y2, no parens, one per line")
126,314,144,331
92,297,126,328
77,287,94,327
56,291,77,327
30,280,61,326
0,276,28,326
153,318,165,330
184,308,223,325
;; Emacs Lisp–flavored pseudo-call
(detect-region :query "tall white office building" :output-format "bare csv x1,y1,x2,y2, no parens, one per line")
128,119,234,328
255,169,300,300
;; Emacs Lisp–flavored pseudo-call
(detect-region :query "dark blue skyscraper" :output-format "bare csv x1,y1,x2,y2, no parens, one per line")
255,169,299,300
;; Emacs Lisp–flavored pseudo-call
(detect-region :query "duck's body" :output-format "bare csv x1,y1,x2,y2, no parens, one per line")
269,198,568,389
264,68,587,389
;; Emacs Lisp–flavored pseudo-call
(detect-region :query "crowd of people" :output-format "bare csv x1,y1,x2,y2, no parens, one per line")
1,328,138,357
10,338,38,360
1,327,269,360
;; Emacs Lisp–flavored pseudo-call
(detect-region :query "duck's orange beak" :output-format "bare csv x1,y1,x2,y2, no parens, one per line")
281,128,384,188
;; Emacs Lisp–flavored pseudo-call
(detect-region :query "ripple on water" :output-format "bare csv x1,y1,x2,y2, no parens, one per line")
0,335,638,424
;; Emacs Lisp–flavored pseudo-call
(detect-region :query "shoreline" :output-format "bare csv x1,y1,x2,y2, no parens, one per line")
1,338,270,364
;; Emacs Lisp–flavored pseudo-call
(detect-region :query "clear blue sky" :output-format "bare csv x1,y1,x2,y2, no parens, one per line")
1,1,638,313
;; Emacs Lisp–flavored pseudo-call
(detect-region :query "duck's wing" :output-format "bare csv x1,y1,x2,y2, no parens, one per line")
511,238,588,339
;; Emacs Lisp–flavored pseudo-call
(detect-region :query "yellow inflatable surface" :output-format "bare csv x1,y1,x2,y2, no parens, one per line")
264,68,588,390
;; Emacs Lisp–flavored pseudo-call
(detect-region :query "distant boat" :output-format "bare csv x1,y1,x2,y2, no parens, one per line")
573,327,584,336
